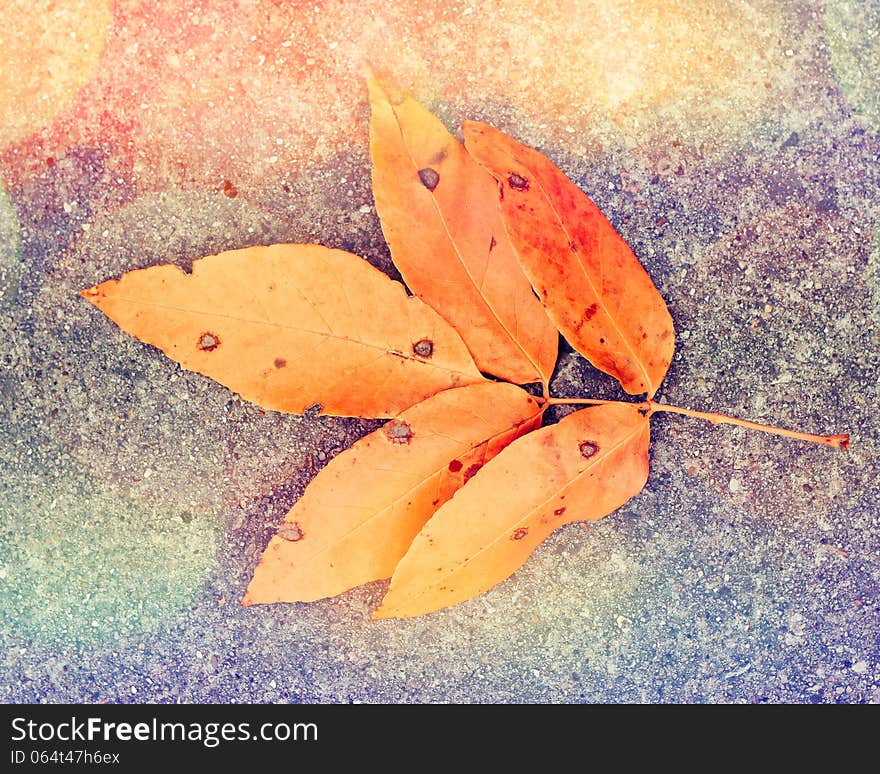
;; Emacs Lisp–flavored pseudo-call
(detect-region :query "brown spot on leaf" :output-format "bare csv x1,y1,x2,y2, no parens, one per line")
554,507,566,516
418,167,440,191
274,357,287,369
428,148,448,165
385,419,413,444
489,235,497,252
412,338,434,358
448,459,463,473
222,179,238,198
511,527,529,540
197,332,221,351
277,522,304,542
464,463,482,481
508,172,529,191
576,303,599,332
579,440,600,458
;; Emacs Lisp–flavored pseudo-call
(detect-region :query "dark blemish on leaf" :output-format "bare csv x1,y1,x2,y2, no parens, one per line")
428,148,448,165
385,419,413,444
508,173,529,191
412,338,434,358
277,522,304,542
197,332,221,351
274,358,287,369
448,459,463,473
638,407,649,417
599,337,606,344
511,527,529,540
554,507,566,516
579,440,600,458
418,167,440,191
499,184,505,202
576,303,599,332
464,463,482,481
489,235,497,251
569,241,578,252
838,436,850,450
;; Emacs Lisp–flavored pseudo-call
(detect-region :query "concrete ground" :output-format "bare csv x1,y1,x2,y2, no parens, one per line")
1,0,877,703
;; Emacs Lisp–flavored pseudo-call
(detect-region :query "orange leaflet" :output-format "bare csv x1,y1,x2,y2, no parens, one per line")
374,402,650,619
368,78,558,387
463,121,675,398
242,382,544,605
80,244,483,418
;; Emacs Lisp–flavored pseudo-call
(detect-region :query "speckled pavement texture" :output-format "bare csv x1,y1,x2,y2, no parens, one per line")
1,0,878,703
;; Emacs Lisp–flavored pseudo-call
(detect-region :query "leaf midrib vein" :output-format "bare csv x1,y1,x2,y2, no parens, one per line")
101,295,477,378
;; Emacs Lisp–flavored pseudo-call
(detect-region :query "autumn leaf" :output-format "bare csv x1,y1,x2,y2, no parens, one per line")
81,76,847,622
462,121,675,398
80,243,484,418
374,402,650,619
368,78,558,386
242,381,544,605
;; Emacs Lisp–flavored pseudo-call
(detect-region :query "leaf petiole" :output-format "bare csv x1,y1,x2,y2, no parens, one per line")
646,400,849,450
547,397,849,450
